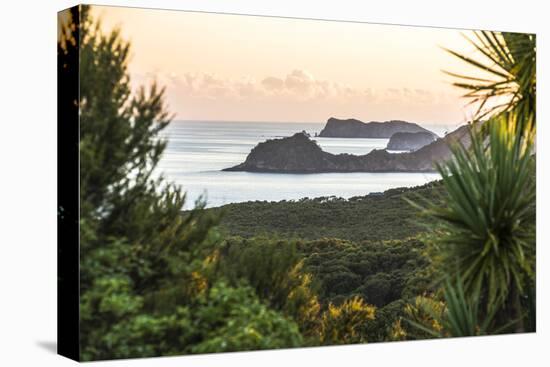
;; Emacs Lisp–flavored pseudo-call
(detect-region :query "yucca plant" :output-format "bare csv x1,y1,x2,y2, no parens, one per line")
410,29,538,337
444,31,536,133
421,114,535,329
405,278,497,338
441,278,492,336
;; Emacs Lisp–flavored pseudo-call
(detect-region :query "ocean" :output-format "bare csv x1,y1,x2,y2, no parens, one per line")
157,120,450,209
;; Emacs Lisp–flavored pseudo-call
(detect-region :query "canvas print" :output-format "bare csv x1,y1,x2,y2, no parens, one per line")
57,4,536,361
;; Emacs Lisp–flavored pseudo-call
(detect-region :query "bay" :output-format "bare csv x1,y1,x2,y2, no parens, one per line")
157,120,445,209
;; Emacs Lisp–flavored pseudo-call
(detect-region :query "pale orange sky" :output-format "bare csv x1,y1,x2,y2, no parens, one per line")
92,5,486,125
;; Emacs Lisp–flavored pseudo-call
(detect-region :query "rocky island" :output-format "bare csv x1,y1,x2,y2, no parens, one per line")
224,125,471,173
318,117,437,138
386,131,438,151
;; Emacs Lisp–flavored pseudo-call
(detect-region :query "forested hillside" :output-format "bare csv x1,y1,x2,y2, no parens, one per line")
62,6,536,360
199,183,445,343
209,181,445,241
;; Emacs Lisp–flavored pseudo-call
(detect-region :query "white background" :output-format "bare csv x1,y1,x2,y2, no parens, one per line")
0,0,548,365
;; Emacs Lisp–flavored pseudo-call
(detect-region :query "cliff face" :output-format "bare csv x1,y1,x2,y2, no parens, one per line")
386,131,437,151
224,125,472,173
318,117,437,138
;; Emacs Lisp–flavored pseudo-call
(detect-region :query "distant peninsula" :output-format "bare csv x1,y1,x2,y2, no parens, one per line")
318,117,438,138
224,125,471,173
386,131,438,151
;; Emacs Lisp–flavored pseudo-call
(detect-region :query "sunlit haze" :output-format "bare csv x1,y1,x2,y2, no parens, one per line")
94,5,485,126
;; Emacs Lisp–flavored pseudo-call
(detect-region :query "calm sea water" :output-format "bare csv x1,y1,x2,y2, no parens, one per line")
158,121,448,209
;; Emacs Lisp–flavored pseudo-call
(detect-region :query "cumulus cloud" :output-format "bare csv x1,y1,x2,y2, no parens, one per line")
128,69,463,123
146,68,421,103
261,76,285,91
284,69,315,94
258,69,380,102
133,69,452,114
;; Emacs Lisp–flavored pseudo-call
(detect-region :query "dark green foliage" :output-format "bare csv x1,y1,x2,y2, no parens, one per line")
210,237,322,336
76,4,218,296
404,278,496,338
440,278,496,337
302,237,434,342
213,237,304,310
81,281,303,360
63,7,536,358
304,237,433,342
210,235,433,343
363,300,407,342
421,115,535,329
210,182,444,242
301,238,433,307
417,29,537,336
210,236,409,344
65,8,304,360
188,282,303,354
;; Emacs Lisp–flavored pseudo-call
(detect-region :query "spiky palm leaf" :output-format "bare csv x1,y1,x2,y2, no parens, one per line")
405,277,520,338
444,31,536,132
424,113,535,310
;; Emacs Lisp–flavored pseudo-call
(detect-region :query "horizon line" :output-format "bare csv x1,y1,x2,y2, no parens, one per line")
170,118,462,127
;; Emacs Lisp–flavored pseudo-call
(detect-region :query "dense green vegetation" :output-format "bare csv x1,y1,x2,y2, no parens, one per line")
62,7,395,360
210,182,445,242
213,236,435,343
65,7,306,360
60,7,536,360
407,31,537,337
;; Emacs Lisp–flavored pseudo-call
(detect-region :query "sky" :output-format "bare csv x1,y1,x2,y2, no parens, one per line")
92,5,486,126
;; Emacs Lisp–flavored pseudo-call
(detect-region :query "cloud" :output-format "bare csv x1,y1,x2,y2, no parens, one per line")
284,69,314,94
258,70,377,101
135,70,466,124
133,69,452,106
261,76,285,91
